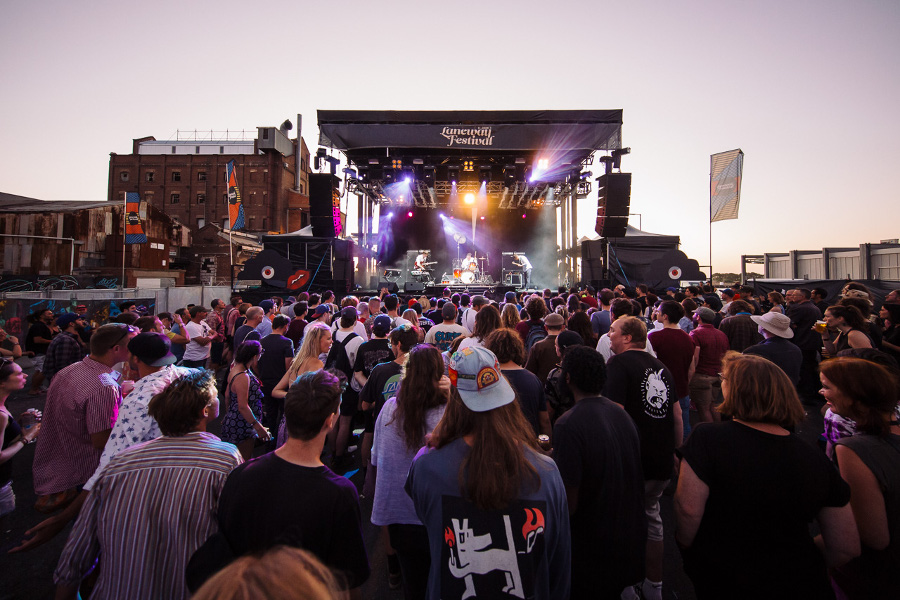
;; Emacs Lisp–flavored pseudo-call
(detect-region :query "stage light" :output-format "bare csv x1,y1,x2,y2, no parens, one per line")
438,213,445,219
404,177,411,184
463,160,474,172
392,159,403,169
537,158,549,170
407,211,413,218
464,193,475,205
387,212,394,218
480,216,485,220
479,166,491,184
448,166,459,184
522,213,527,219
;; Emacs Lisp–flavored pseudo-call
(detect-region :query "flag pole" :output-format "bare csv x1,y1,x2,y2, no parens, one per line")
122,193,127,289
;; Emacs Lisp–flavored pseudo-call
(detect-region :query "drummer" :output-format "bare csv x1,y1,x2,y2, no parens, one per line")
461,252,477,272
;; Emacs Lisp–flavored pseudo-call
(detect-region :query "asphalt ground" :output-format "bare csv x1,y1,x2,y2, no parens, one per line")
0,369,827,600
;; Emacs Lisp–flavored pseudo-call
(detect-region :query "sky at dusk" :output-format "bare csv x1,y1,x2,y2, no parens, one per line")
2,0,898,274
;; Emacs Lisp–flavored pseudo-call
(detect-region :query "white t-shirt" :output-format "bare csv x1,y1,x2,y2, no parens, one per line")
183,320,212,361
335,329,366,391
331,320,368,341
461,307,477,333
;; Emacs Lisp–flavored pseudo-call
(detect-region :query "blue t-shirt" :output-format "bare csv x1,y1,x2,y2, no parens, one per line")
406,437,571,600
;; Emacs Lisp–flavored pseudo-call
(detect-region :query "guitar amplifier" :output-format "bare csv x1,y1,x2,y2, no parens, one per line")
506,272,523,287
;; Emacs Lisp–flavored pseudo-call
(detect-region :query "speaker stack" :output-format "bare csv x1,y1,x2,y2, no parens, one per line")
595,173,632,238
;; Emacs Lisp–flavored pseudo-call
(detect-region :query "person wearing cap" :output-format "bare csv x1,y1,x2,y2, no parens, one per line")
424,303,468,352
743,311,802,386
53,369,241,599
329,307,366,471
42,313,87,382
310,304,331,325
525,312,565,384
688,307,730,424
700,294,724,327
406,346,571,600
331,305,368,340
255,300,276,338
602,316,678,600
719,288,735,314
552,346,647,599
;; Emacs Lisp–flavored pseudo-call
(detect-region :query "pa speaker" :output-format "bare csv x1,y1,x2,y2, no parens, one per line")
309,173,341,237
595,173,632,238
404,281,425,294
378,281,399,294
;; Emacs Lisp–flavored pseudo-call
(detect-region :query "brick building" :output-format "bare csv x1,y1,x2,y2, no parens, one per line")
108,125,311,235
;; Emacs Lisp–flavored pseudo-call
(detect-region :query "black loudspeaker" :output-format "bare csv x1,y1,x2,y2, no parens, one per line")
595,173,632,238
309,174,341,237
405,281,425,294
378,281,399,294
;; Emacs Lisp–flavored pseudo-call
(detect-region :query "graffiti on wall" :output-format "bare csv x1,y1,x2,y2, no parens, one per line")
0,275,120,293
0,298,156,338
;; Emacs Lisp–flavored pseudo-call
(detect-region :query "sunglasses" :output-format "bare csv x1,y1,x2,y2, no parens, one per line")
108,323,139,349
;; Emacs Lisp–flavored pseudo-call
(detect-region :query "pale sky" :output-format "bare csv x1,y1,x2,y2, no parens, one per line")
2,0,898,274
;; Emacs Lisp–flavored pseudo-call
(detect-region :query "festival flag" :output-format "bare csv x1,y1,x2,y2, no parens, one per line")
710,149,744,222
226,160,245,231
124,192,147,244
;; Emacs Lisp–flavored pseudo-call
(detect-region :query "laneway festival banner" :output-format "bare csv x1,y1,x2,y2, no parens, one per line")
710,149,744,222
226,160,245,231
124,192,147,244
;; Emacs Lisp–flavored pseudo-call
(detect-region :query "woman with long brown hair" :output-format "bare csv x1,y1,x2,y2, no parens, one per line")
566,311,596,347
406,346,570,599
458,304,501,351
821,305,873,357
371,345,449,600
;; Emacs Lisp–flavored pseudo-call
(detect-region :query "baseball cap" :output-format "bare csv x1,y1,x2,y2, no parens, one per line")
696,306,717,323
128,332,177,367
259,300,275,313
372,315,393,336
448,347,515,413
56,313,82,329
544,313,565,328
340,306,358,321
556,330,584,351
442,303,458,320
313,305,330,316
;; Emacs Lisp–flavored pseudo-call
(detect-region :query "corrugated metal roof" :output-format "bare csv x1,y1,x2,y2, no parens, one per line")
0,192,112,213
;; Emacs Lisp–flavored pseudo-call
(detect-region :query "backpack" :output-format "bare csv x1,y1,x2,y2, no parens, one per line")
524,323,548,352
324,331,358,379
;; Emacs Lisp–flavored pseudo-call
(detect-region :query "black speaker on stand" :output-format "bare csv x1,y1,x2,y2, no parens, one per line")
378,281,400,294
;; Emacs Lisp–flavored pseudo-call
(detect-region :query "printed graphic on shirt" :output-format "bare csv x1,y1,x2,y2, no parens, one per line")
381,373,402,403
641,368,670,418
434,330,464,352
441,495,547,599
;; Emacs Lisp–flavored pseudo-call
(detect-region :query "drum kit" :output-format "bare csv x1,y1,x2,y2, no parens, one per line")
451,255,489,285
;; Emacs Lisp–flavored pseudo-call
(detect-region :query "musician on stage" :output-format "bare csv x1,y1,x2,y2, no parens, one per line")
414,250,432,270
461,252,476,272
513,253,533,287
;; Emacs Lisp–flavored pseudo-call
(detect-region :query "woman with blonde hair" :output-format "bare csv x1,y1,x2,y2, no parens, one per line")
192,546,346,600
501,302,521,330
272,322,333,400
675,352,859,598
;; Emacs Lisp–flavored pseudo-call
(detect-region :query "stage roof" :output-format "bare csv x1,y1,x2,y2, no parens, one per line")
316,110,623,210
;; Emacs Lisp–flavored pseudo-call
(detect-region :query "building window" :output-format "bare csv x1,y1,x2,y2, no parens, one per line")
171,146,177,154
195,146,200,154
197,193,206,204
219,146,224,154
119,171,129,182
146,172,155,182
223,218,229,229
170,193,180,204
197,218,206,229
172,171,181,182
198,171,207,181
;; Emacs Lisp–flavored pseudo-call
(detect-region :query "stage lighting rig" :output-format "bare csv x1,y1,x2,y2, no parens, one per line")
448,165,460,184
479,166,492,183
463,160,475,172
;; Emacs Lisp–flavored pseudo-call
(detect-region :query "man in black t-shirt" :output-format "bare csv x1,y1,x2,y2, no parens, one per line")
553,346,646,599
258,315,295,450
215,370,369,593
602,316,678,600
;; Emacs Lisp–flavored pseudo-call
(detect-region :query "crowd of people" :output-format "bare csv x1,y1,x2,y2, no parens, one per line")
0,280,898,599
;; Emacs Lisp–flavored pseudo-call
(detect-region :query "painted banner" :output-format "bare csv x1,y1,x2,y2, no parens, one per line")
710,149,744,222
226,160,245,231
124,192,147,244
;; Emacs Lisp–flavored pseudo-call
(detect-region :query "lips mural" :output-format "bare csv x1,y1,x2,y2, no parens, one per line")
238,250,310,290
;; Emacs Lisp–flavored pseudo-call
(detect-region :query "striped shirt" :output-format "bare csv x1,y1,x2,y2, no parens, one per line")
32,356,121,495
83,365,193,491
54,432,242,599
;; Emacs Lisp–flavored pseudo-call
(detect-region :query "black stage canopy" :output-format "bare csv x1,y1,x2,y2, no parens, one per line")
318,110,623,152
317,110,623,209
